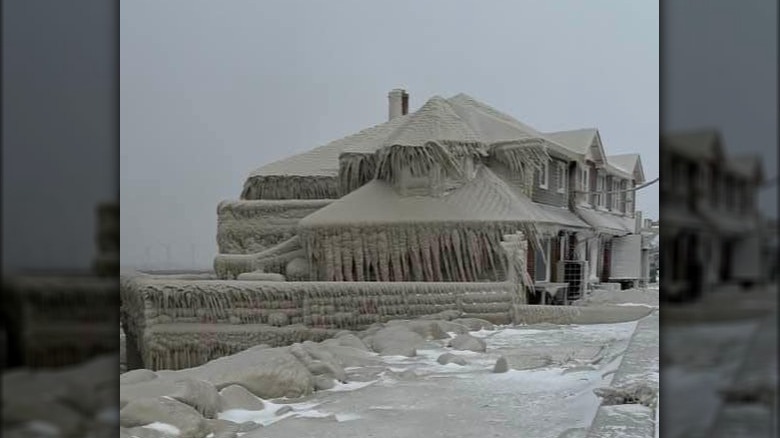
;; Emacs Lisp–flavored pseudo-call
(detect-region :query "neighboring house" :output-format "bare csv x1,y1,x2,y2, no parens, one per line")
219,90,648,298
1,203,118,368
660,130,764,301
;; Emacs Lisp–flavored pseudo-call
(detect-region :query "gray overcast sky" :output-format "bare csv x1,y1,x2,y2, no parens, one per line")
3,0,116,272
121,0,659,269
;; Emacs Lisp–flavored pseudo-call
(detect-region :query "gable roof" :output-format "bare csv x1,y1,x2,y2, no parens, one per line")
607,153,645,183
248,114,410,179
544,128,608,163
299,165,588,229
248,93,604,183
661,129,724,161
380,96,482,148
544,128,598,155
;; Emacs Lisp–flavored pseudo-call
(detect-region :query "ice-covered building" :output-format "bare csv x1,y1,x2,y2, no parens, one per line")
660,130,765,301
216,90,648,294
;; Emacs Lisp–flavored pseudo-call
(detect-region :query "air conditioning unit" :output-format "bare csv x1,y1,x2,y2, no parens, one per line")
557,260,588,303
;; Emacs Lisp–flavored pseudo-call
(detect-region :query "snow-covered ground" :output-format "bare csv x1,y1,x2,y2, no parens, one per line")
662,321,758,438
197,321,642,438
99,286,662,438
661,284,777,438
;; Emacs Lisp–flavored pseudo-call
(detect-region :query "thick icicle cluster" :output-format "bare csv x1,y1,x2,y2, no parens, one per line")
300,222,546,283
338,153,377,196
490,141,550,197
240,175,339,200
375,142,485,188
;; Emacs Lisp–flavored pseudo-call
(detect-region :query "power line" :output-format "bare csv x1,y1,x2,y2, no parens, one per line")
572,177,659,195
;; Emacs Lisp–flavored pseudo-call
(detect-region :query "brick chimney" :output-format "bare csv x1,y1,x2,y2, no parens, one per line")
388,88,406,120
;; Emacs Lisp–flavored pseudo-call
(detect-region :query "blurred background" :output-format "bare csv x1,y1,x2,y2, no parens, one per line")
660,1,777,437
2,0,119,436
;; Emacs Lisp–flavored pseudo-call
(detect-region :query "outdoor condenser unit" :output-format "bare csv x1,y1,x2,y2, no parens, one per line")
557,260,588,302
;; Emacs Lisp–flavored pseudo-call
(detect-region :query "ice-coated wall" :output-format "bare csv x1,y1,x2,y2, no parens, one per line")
120,275,518,370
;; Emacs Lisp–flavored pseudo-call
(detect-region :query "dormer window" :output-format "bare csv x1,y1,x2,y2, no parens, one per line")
537,161,549,189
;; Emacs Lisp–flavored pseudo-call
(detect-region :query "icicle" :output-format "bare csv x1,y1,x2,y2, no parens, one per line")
377,230,391,281
390,229,403,281
451,229,466,281
398,227,410,281
367,231,379,281
352,227,364,281
331,232,344,282
419,228,435,281
429,228,443,281
408,226,423,281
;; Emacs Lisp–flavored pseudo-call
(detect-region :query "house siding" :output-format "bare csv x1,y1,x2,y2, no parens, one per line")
532,157,569,207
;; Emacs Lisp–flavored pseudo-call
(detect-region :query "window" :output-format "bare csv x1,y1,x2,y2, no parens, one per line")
534,239,551,282
611,179,620,210
582,167,589,191
596,173,606,207
557,162,567,193
620,180,628,213
537,161,549,189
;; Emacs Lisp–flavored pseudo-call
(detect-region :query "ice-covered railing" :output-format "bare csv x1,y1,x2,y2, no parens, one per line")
214,235,305,280
216,199,332,254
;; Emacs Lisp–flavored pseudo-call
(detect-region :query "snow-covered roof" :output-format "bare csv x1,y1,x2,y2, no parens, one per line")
544,129,598,155
726,155,762,181
248,93,581,182
575,208,636,235
299,165,589,229
380,96,482,148
662,130,723,161
544,128,608,164
249,115,410,178
607,153,645,183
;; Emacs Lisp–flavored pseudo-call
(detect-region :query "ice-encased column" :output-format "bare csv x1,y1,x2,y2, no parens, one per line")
588,237,600,282
500,232,531,305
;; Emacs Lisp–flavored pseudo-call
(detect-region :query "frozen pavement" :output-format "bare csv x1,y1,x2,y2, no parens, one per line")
238,321,643,438
114,286,661,438
661,284,777,438
586,311,659,438
708,312,778,437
